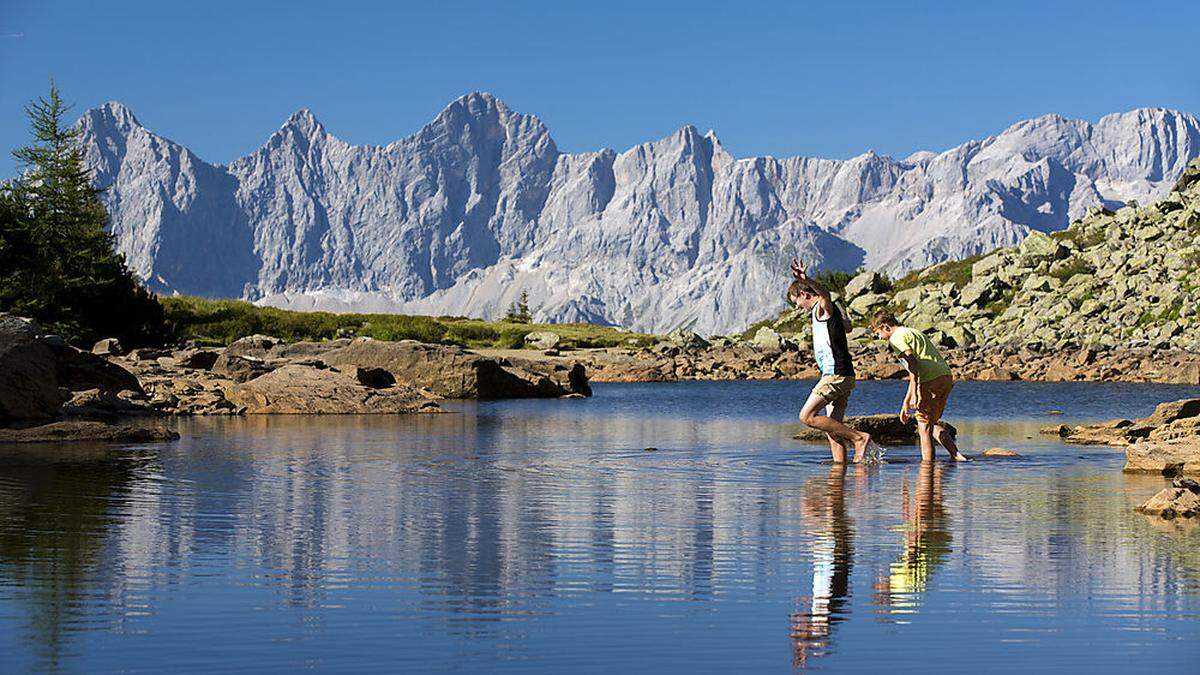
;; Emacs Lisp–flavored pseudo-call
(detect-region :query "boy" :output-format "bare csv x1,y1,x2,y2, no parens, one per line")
870,311,968,462
789,258,881,464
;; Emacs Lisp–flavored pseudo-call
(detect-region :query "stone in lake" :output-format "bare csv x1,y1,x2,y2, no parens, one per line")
1135,477,1200,519
1040,424,1072,437
982,447,1022,458
1124,438,1200,476
225,364,442,414
0,420,178,444
793,414,957,446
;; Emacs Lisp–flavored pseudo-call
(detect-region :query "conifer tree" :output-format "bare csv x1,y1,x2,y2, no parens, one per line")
1,82,164,344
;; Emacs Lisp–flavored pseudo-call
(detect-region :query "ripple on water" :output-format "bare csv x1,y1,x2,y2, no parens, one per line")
0,380,1199,672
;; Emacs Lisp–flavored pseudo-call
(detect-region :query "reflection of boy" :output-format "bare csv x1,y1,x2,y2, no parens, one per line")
870,312,968,462
791,464,856,666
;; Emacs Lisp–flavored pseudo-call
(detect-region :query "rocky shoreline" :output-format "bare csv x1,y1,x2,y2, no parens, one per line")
0,313,593,441
481,339,1200,385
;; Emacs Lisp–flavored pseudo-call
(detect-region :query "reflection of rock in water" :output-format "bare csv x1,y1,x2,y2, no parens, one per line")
0,445,157,670
874,463,951,619
791,464,856,667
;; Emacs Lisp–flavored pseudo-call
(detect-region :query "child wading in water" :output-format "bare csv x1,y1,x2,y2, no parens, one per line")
789,258,883,464
870,311,969,462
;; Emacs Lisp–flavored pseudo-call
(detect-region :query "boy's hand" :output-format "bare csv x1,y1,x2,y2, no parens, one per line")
900,396,913,424
790,257,808,281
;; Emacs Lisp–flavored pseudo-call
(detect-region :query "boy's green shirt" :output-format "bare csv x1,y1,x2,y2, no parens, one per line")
888,326,952,382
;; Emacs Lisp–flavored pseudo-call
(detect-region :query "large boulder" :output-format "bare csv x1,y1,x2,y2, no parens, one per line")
752,327,783,353
793,414,957,446
1141,398,1200,428
224,334,283,360
225,364,442,414
321,338,591,399
1019,230,1067,261
524,331,562,350
1124,438,1200,475
844,271,888,299
0,315,66,419
211,353,276,383
1135,477,1200,519
665,329,709,351
91,337,125,356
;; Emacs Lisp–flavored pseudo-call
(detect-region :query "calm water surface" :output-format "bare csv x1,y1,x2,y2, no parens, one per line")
2,380,1199,673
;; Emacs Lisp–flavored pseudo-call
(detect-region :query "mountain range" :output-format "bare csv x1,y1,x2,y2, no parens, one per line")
77,93,1200,334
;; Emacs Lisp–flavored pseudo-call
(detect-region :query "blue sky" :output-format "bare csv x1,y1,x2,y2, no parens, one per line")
1,0,1197,176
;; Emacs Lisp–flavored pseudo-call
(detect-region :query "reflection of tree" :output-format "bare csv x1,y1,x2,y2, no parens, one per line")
0,446,154,671
873,463,952,618
790,464,858,667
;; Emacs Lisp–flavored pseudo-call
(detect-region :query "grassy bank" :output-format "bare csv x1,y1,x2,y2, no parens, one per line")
162,296,655,349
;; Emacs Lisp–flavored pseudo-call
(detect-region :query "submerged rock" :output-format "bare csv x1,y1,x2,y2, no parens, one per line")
982,447,1022,458
1135,477,1200,519
0,421,178,444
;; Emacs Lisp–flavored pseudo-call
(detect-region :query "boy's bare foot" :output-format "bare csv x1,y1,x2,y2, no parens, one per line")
951,452,971,462
852,433,873,463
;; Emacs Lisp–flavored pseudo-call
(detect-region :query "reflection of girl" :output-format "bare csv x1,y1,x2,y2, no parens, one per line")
791,464,859,666
874,463,953,617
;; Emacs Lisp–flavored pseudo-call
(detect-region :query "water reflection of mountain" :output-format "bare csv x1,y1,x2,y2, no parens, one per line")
1,411,1199,669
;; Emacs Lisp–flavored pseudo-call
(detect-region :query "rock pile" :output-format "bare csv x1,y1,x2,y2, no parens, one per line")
829,157,1200,353
1043,397,1200,476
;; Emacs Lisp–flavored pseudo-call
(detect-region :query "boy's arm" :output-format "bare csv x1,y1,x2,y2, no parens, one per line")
790,258,835,315
898,350,919,424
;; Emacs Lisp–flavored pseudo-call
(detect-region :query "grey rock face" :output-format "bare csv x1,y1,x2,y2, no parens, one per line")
76,95,1200,334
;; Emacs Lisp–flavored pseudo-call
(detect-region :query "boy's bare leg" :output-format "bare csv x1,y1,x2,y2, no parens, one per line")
825,400,849,464
916,420,937,462
933,423,968,461
800,393,872,463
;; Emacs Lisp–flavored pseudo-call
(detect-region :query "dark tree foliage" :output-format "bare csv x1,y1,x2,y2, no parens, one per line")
504,290,532,323
0,83,165,346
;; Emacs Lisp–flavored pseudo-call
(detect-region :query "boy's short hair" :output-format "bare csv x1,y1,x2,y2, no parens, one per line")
788,279,818,300
871,310,898,328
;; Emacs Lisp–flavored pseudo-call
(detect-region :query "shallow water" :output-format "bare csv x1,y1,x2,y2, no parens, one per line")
1,380,1199,673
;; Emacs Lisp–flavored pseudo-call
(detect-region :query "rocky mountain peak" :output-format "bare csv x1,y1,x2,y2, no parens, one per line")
69,98,1200,335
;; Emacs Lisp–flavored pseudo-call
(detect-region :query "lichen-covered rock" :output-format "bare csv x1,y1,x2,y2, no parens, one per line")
524,331,561,350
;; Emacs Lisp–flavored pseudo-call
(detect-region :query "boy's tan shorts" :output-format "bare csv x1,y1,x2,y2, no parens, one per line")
915,374,954,425
811,375,856,407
